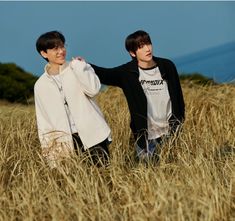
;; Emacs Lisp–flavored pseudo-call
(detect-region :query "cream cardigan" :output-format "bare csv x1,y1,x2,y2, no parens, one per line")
34,60,111,156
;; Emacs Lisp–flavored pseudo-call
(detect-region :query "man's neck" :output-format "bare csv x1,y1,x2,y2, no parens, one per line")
47,64,61,75
138,59,156,69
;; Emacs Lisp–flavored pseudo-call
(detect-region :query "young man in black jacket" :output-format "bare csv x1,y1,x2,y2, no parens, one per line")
91,30,185,161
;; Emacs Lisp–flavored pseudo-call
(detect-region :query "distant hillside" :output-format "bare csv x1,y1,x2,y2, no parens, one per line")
173,41,235,83
0,62,38,103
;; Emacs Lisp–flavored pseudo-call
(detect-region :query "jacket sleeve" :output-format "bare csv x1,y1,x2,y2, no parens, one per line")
90,63,123,87
34,85,53,149
166,59,185,134
171,60,185,121
70,60,101,97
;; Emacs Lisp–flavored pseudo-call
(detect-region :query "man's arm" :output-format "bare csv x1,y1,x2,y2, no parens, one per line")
171,60,185,121
90,64,123,87
166,59,185,134
34,86,53,149
70,60,101,97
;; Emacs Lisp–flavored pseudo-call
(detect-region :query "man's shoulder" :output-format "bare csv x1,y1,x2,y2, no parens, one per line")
121,59,138,71
34,73,47,90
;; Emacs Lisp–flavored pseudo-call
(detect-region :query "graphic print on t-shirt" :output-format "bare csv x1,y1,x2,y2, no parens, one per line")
139,67,166,95
140,79,164,93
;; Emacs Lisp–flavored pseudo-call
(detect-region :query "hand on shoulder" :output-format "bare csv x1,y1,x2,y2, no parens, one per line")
72,56,85,62
70,57,86,69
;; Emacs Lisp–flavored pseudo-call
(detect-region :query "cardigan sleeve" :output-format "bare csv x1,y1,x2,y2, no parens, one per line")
34,84,53,149
70,60,101,97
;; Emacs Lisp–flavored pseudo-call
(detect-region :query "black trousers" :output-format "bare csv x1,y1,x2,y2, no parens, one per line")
72,133,110,166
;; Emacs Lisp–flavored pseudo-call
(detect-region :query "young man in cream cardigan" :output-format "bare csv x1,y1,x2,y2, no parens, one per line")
35,31,111,168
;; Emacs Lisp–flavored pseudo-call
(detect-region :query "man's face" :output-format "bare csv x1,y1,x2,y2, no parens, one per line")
41,44,66,65
130,43,153,63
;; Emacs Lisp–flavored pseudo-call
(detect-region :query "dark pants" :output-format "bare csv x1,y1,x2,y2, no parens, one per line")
72,133,110,166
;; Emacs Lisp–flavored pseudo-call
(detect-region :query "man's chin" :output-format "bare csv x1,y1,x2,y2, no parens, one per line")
58,60,66,65
145,56,153,62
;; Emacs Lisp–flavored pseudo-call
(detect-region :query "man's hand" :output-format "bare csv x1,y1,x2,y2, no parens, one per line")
72,56,85,62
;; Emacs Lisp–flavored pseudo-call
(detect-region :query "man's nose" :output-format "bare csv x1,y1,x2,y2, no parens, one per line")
144,44,151,51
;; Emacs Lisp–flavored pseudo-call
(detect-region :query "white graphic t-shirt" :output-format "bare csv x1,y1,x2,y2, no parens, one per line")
139,66,172,140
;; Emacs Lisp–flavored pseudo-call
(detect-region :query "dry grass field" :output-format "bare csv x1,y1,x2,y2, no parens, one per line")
0,83,234,221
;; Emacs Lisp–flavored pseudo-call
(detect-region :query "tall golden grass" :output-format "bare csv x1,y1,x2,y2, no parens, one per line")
0,83,234,221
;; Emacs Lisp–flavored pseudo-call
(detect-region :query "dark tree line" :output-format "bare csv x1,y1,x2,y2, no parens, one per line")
179,73,216,85
0,62,38,103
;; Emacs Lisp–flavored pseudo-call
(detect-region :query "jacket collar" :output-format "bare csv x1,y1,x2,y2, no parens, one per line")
126,56,167,79
44,61,69,77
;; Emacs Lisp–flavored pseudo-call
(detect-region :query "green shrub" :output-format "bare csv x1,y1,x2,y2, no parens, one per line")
179,72,216,86
0,62,38,103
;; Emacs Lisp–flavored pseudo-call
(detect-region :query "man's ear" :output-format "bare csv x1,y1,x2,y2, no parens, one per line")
40,51,48,59
129,51,136,58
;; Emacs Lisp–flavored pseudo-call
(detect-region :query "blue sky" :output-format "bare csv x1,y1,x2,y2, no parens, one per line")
0,1,235,76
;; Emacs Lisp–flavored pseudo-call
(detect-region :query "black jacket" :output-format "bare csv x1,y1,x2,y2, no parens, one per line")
91,56,185,150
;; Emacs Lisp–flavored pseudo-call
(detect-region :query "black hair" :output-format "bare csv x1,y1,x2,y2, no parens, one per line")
36,31,65,60
125,30,152,57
